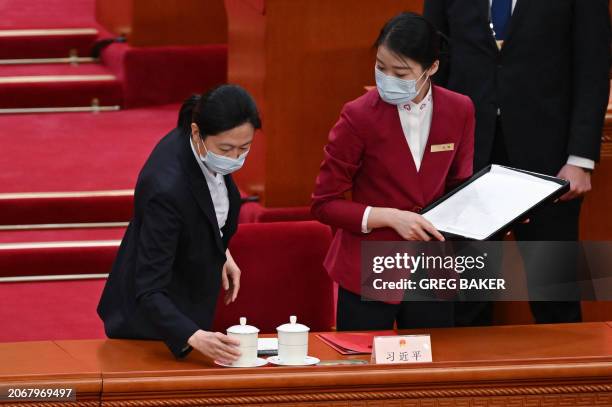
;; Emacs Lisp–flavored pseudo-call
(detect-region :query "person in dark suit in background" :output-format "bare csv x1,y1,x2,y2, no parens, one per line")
97,84,261,360
424,0,611,325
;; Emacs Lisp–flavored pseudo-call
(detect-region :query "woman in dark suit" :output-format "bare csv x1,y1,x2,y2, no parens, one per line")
97,85,261,362
312,13,475,331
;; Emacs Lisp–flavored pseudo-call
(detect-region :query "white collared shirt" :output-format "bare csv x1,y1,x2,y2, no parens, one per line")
361,84,434,233
190,138,229,235
398,84,433,172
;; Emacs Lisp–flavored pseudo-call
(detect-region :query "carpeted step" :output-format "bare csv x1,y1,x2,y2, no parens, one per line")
0,227,124,279
0,279,106,342
0,62,122,108
0,191,134,226
0,0,97,30
0,104,179,226
0,28,99,59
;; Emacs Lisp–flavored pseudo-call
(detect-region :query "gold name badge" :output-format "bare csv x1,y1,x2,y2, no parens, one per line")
431,143,454,153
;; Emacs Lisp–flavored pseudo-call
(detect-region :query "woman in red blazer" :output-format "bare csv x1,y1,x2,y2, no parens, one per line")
312,13,475,331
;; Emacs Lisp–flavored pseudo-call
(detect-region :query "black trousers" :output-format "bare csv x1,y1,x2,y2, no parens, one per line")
455,117,583,326
336,286,455,331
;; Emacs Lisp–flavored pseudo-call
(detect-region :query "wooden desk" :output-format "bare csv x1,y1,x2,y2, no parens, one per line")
2,323,612,406
0,341,100,405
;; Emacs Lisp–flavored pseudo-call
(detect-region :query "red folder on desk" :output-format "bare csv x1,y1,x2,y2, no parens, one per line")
317,331,396,355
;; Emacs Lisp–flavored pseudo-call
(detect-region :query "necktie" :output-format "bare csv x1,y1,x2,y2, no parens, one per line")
491,0,512,40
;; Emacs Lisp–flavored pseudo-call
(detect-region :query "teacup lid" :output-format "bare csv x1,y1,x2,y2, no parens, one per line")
276,315,310,333
227,317,259,334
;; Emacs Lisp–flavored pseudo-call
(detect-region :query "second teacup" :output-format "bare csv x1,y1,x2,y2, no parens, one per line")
276,315,310,365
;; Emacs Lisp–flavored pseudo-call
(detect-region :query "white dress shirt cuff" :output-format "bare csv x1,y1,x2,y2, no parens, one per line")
361,206,373,234
567,155,595,170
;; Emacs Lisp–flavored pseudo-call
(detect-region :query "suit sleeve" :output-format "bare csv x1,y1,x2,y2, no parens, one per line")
567,0,611,162
311,104,368,234
423,0,450,87
135,191,199,358
446,97,475,191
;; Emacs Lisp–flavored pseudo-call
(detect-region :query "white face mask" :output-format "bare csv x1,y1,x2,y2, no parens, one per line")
375,66,429,105
196,137,248,175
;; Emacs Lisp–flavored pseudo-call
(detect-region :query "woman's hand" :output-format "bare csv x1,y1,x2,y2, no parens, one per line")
390,209,445,241
222,249,241,304
369,207,445,241
187,330,241,364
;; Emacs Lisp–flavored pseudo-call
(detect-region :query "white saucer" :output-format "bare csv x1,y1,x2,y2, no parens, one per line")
215,357,268,368
267,355,320,366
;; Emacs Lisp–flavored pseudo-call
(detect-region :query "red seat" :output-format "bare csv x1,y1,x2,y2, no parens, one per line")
239,202,313,223
213,221,334,333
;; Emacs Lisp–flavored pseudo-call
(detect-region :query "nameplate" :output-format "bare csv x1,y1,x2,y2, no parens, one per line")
371,335,432,364
431,143,454,153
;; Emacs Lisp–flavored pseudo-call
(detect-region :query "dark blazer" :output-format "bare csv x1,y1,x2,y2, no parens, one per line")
311,85,474,296
97,128,241,358
424,0,611,173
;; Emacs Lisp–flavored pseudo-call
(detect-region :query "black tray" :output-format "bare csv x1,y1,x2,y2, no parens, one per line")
420,164,570,240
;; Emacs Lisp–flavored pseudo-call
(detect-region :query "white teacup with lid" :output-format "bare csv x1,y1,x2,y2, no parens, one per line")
226,317,259,367
276,315,310,365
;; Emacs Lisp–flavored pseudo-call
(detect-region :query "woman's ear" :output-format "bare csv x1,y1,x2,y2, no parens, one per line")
191,123,200,139
428,60,440,77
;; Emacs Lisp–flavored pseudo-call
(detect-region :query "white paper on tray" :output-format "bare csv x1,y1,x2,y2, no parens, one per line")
422,165,562,240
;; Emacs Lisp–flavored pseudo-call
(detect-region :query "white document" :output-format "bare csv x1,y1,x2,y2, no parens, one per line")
422,165,562,240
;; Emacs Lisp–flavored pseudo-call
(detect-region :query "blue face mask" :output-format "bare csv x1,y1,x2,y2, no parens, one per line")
197,138,248,175
375,66,429,105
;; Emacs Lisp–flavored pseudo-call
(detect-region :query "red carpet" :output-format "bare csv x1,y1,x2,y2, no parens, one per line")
0,62,119,76
0,63,122,108
0,105,179,225
0,29,99,59
0,227,125,243
0,227,124,278
0,0,96,29
0,279,106,342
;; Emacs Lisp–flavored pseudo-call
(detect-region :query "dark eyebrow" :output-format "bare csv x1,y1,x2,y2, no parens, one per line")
219,141,252,149
376,57,411,71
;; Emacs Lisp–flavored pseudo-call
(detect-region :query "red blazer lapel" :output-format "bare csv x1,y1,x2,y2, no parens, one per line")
418,86,456,205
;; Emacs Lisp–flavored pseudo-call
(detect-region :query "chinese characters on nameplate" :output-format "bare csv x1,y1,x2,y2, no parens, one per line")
371,335,432,364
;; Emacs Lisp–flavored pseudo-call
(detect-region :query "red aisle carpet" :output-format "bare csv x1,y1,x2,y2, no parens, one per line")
0,63,123,108
0,29,99,59
0,105,179,225
0,0,96,29
0,227,125,278
0,279,106,341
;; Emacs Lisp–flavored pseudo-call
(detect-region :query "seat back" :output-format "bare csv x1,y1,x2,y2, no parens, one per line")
213,221,334,333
